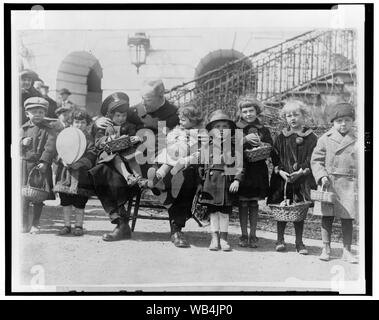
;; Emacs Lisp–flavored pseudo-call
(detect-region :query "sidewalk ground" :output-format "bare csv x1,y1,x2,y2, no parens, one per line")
15,200,362,292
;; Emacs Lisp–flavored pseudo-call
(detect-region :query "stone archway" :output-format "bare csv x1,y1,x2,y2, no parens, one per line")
195,49,249,78
56,51,103,117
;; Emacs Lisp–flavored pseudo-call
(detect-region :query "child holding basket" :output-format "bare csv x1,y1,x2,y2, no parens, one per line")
267,100,317,254
235,96,273,248
311,102,358,263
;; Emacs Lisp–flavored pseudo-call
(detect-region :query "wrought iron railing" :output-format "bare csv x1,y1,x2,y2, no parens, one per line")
166,29,356,121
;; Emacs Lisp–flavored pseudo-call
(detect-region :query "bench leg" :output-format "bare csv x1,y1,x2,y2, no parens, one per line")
131,191,142,232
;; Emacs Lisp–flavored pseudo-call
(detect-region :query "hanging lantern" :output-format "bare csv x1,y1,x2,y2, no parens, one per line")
127,32,151,74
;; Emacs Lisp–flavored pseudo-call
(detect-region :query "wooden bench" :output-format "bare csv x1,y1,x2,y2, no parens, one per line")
124,189,203,232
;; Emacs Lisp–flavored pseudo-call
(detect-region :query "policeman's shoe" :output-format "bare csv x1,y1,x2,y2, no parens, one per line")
171,231,190,248
102,218,131,241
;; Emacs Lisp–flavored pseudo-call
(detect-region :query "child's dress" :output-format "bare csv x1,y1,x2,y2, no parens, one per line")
53,132,97,198
236,119,273,201
311,127,358,220
155,125,199,168
267,127,317,205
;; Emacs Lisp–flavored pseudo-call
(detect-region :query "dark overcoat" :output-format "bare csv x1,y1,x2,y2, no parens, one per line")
236,119,273,200
20,120,57,200
199,143,244,210
267,127,317,205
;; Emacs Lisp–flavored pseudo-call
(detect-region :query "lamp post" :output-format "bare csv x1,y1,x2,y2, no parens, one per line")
127,32,151,74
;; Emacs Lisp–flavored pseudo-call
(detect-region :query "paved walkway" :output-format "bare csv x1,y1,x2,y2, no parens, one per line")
14,200,362,293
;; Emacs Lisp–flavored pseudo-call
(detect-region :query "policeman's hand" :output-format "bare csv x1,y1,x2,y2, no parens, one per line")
22,137,33,146
95,117,113,129
321,176,330,187
142,114,159,129
37,162,48,173
229,180,240,193
279,170,290,182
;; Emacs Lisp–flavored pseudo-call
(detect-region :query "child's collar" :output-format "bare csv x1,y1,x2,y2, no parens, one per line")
282,126,313,137
236,118,262,129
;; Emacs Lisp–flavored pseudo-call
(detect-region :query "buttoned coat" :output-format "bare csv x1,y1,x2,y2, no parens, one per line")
20,120,57,200
311,127,358,219
199,143,244,209
236,119,273,200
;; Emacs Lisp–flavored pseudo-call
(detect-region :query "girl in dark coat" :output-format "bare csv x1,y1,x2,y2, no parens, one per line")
235,96,273,248
199,110,244,251
267,100,317,254
54,111,97,236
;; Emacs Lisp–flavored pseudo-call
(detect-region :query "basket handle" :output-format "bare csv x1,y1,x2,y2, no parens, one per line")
283,180,288,201
321,182,328,191
27,166,47,189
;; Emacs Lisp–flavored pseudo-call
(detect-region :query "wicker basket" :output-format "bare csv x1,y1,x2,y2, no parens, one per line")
310,183,336,204
269,181,311,222
22,167,49,202
244,143,272,163
104,136,134,154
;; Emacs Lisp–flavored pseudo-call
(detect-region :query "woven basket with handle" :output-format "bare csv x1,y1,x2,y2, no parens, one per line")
22,167,50,202
104,136,134,154
244,143,272,163
310,182,336,204
269,181,312,222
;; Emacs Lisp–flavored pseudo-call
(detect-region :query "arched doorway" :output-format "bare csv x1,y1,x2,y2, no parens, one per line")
56,51,103,117
195,49,249,78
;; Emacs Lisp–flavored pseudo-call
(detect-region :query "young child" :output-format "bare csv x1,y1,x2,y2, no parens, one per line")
21,97,56,233
311,102,358,263
51,106,72,133
147,105,203,188
267,100,317,254
235,96,273,248
54,110,97,236
95,93,144,187
199,110,243,251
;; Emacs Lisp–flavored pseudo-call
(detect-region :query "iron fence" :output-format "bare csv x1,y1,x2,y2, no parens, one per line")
166,29,356,122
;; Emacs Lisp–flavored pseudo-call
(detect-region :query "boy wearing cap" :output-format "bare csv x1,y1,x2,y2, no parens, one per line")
21,97,56,233
311,102,358,263
52,106,72,133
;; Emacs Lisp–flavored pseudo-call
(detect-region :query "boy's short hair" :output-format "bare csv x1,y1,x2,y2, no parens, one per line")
280,99,309,118
178,105,203,126
71,110,92,125
237,95,264,115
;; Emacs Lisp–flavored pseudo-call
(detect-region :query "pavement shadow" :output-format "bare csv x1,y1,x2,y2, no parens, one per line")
128,230,325,256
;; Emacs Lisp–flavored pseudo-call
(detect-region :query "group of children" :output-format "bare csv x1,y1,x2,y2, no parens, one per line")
20,92,359,264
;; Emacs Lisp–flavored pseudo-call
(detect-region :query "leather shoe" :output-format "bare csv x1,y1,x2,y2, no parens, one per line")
171,231,190,248
103,218,131,241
